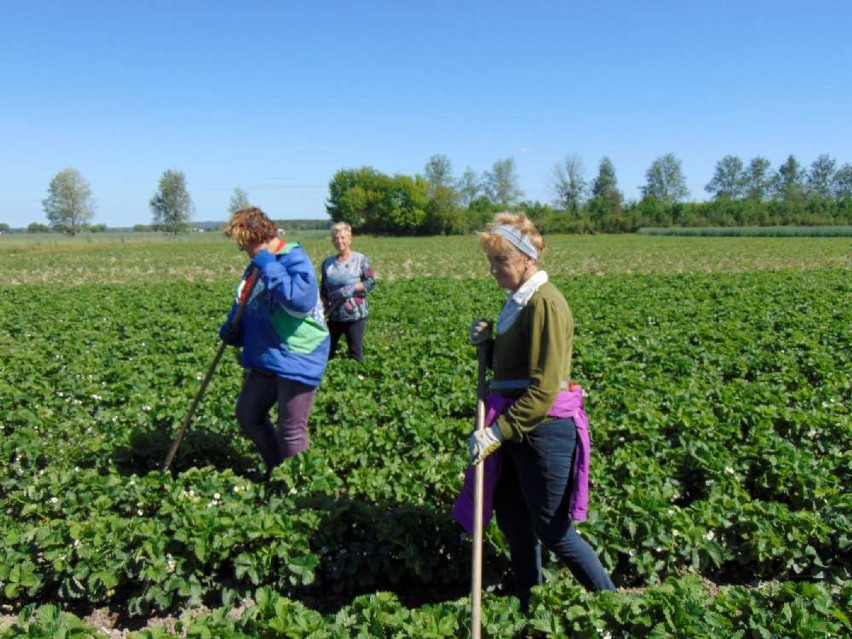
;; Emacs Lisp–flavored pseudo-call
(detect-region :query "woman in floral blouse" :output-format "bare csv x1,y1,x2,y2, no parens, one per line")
320,222,377,362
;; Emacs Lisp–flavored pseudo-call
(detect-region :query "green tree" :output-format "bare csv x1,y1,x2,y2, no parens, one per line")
424,185,463,235
373,174,430,234
228,187,250,215
588,156,623,228
424,154,454,196
591,156,619,199
457,167,481,207
832,163,852,200
0,223,10,234
326,168,432,234
550,154,587,214
641,153,690,205
772,155,806,201
326,166,387,229
464,195,499,232
42,167,95,235
519,200,564,233
423,155,463,233
483,157,523,207
633,194,668,227
149,169,194,233
806,154,836,199
744,156,773,201
705,155,746,200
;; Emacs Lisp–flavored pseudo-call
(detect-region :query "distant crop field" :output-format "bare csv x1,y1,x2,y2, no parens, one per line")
637,225,852,237
1,234,849,637
1,231,849,285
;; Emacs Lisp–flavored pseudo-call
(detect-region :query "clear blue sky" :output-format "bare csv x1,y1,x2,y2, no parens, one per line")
3,0,851,228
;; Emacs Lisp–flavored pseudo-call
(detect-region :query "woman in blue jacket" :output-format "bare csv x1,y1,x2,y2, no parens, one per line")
220,206,329,479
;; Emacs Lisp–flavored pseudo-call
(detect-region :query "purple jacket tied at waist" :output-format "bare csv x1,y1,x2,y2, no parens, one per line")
453,386,591,535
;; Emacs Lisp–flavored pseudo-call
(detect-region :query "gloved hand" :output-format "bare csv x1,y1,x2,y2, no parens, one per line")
220,324,243,346
469,318,493,345
468,423,505,465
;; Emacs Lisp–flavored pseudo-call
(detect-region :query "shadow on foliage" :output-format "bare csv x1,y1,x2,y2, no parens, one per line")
113,421,260,480
285,493,511,614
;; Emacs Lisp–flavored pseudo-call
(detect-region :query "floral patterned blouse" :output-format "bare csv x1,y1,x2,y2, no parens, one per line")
320,251,377,322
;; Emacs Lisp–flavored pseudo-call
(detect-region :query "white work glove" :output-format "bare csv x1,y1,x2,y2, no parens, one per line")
468,423,505,465
469,318,493,345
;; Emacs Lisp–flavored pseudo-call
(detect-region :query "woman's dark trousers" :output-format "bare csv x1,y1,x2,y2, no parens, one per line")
235,369,316,475
328,318,367,362
494,417,615,609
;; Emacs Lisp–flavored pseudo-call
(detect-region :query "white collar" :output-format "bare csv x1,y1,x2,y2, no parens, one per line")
496,270,549,334
509,270,548,307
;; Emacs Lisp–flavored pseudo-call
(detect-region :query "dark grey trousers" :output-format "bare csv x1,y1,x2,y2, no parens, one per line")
235,369,317,473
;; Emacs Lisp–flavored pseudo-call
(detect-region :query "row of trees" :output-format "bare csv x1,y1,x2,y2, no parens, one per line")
552,153,852,210
324,157,527,236
547,153,852,232
35,168,198,235
326,152,852,235
9,152,852,235
31,168,262,235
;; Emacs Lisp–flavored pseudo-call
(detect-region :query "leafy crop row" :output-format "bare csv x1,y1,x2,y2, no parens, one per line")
0,235,849,636
3,578,850,638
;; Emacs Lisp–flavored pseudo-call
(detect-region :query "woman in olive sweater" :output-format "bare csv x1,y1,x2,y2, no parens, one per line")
468,212,615,610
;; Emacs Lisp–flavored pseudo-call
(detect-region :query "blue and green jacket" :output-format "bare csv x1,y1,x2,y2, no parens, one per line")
220,240,329,386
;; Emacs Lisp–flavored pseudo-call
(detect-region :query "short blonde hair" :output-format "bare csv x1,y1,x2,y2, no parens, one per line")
477,212,544,257
223,206,279,250
331,221,352,238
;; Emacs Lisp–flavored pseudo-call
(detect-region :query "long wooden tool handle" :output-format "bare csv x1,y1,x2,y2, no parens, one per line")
162,266,261,471
161,341,227,470
471,342,488,639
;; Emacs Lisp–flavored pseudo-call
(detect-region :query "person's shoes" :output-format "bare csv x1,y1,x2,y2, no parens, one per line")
260,467,291,502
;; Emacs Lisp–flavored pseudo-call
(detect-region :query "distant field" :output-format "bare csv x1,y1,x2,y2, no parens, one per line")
2,232,849,286
637,225,852,237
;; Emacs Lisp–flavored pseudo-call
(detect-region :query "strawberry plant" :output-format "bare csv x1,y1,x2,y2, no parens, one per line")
1,233,849,636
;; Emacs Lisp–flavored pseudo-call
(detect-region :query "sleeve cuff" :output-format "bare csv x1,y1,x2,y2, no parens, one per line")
495,417,513,441
252,250,276,269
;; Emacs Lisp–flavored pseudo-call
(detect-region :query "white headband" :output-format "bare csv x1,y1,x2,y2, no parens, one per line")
492,224,538,259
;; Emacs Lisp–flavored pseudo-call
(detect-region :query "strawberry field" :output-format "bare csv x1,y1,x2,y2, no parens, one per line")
0,233,849,638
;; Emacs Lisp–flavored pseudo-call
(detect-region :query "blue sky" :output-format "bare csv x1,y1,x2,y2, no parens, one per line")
2,0,851,228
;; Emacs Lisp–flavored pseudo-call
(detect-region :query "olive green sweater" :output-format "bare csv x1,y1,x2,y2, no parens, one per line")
492,281,574,440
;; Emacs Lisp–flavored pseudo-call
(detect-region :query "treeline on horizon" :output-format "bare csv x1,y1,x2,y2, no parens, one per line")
5,151,851,236
327,152,852,236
